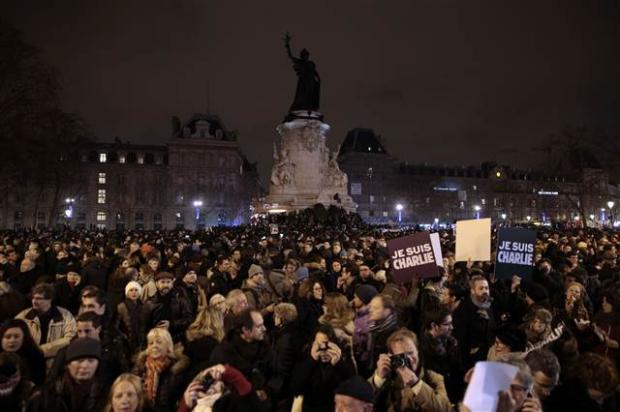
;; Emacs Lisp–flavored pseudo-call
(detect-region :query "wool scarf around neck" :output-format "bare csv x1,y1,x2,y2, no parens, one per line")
145,356,171,401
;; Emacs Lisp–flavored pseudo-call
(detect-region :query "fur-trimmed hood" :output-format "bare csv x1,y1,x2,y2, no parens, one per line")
133,349,190,375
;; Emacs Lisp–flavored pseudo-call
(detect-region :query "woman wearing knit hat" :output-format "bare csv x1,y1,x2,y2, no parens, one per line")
114,281,143,355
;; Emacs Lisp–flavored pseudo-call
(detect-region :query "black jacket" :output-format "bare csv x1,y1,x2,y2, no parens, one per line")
452,296,496,369
290,356,356,412
26,374,107,412
141,288,193,343
132,353,190,412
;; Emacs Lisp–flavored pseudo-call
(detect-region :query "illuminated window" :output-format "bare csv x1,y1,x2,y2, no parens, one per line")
96,212,106,221
98,172,106,184
99,153,107,163
98,189,106,204
119,155,126,164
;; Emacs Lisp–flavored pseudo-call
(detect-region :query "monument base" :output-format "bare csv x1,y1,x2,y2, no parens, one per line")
255,113,356,215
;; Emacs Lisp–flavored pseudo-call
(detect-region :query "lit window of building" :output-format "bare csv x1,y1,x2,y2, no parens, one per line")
98,189,106,204
98,172,106,184
97,212,106,221
99,153,107,163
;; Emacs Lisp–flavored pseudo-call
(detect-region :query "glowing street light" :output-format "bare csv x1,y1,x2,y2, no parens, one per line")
589,214,595,220
501,213,507,220
607,201,615,210
473,205,481,219
395,203,403,223
526,215,531,222
193,200,203,221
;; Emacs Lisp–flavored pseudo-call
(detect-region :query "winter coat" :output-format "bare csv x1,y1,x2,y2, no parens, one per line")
132,352,190,412
271,322,303,399
15,306,76,360
54,280,85,315
114,299,143,353
452,296,496,369
141,289,193,343
290,356,356,412
369,368,452,412
26,374,107,412
419,332,463,404
545,379,619,412
210,334,276,394
295,297,323,343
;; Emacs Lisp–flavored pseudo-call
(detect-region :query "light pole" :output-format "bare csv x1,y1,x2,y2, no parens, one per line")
474,205,481,220
395,203,403,224
193,200,203,222
526,215,531,223
64,197,75,227
607,201,615,226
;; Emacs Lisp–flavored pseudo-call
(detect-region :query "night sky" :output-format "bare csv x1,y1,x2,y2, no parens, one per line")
6,1,620,180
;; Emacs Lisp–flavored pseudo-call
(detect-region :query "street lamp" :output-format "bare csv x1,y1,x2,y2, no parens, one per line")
395,203,403,223
526,215,531,222
607,201,615,226
473,205,481,220
64,197,75,224
193,200,203,221
501,213,507,220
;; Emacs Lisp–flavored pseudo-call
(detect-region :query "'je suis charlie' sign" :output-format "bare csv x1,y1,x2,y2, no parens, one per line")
388,232,440,283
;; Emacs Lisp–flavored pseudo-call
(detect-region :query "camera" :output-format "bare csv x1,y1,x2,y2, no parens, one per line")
201,372,215,389
318,342,329,351
390,353,411,370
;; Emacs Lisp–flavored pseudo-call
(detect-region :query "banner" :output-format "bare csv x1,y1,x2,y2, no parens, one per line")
495,228,536,280
388,232,439,283
455,218,491,262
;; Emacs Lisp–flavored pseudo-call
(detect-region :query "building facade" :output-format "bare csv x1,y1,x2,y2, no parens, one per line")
1,114,261,230
338,128,620,226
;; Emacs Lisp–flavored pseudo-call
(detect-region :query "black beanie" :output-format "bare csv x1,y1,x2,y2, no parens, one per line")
521,281,548,304
496,327,527,353
65,338,101,363
355,284,378,305
335,375,374,404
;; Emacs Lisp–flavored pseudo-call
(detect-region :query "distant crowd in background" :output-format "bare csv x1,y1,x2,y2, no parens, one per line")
0,209,619,412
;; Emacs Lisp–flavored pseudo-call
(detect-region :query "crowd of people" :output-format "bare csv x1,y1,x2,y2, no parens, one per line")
0,213,619,412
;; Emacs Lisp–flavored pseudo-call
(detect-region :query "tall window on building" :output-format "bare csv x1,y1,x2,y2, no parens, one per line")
98,172,106,184
99,153,107,163
97,212,106,221
98,189,106,204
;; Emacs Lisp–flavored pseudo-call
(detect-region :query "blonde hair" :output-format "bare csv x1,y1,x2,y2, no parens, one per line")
146,328,175,359
225,289,247,310
186,307,225,342
103,373,145,412
274,303,298,324
320,292,354,326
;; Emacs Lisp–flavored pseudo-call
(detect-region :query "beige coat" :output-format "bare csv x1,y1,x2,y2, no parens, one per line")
369,368,452,412
15,306,76,359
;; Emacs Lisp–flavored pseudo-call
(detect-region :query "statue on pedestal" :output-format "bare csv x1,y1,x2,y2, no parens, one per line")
284,32,321,113
270,143,296,188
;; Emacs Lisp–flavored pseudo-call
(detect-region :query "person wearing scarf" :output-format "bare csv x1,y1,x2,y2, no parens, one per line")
367,295,400,374
452,275,496,370
133,328,189,412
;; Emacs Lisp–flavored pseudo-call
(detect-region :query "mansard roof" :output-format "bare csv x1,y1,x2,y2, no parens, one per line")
338,128,387,157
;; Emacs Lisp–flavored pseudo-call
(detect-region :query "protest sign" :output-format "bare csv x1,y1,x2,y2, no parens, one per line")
430,232,444,267
495,228,536,280
388,232,439,283
455,218,491,262
463,361,518,412
269,224,279,235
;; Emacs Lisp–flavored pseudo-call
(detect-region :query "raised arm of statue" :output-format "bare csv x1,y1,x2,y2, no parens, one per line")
283,32,295,60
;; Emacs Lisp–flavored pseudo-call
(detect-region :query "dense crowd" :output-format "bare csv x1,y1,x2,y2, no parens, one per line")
0,214,619,412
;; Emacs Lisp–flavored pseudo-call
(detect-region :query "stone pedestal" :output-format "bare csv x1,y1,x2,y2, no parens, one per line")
260,112,355,214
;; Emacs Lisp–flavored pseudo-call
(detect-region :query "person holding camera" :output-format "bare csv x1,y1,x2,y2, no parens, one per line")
178,364,254,412
370,328,451,412
291,324,356,412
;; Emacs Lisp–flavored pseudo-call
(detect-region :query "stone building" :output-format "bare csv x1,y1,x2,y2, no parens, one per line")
337,128,620,225
1,114,261,230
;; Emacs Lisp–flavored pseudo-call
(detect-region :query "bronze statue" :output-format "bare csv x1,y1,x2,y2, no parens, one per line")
284,32,321,113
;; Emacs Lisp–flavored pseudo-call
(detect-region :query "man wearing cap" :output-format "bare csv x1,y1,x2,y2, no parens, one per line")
141,271,193,343
242,264,275,312
334,375,374,412
27,338,107,411
352,284,378,378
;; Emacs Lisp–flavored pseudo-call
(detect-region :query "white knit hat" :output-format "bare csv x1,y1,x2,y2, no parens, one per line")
125,280,143,297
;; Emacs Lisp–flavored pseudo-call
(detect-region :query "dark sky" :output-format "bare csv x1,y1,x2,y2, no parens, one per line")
6,1,620,180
